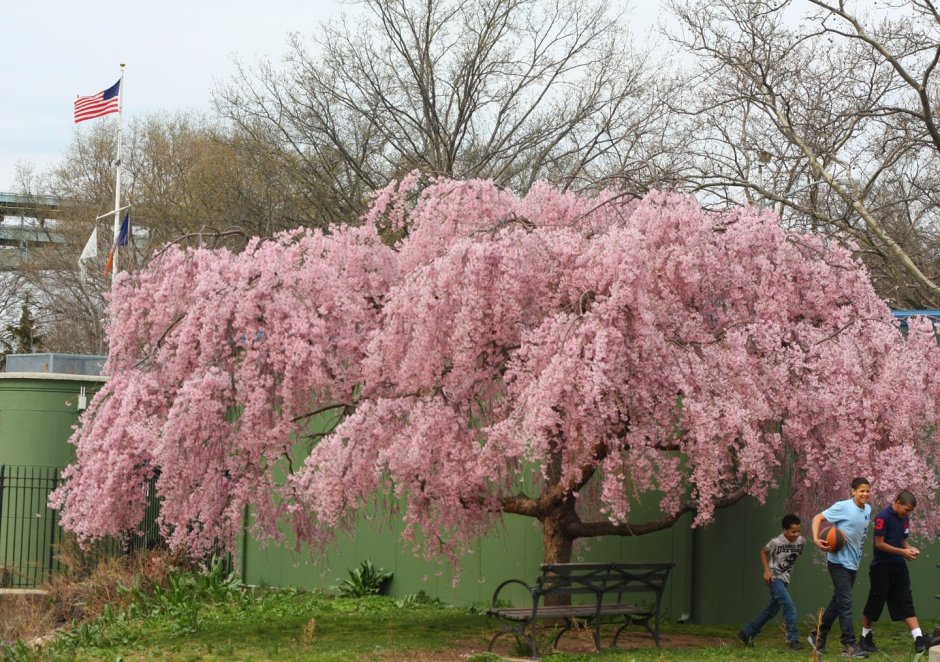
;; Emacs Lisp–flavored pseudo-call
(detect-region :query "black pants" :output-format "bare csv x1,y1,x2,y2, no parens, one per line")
863,562,915,621
820,561,857,646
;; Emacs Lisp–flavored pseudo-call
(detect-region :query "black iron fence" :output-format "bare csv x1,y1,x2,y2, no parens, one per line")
0,464,162,588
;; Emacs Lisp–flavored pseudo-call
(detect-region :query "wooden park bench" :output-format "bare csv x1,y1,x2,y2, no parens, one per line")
486,561,675,659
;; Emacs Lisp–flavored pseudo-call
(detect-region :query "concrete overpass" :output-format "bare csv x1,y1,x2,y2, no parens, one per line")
0,193,64,270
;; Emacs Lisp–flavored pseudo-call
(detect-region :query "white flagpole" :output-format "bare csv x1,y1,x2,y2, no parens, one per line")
110,63,126,280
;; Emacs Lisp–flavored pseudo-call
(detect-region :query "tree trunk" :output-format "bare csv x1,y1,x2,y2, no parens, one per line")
541,499,576,606
542,509,574,565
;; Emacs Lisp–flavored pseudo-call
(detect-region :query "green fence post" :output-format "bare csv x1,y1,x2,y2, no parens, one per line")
47,467,59,579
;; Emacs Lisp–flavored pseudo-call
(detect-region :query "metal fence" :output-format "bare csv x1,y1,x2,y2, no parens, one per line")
0,464,162,588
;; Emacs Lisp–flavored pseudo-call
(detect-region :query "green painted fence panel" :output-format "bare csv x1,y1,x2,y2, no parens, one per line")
240,497,694,615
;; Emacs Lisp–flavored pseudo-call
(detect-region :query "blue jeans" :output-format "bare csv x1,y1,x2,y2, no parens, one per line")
819,561,857,646
742,578,799,642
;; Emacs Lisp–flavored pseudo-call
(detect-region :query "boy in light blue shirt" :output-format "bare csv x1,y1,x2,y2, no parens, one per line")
807,477,872,659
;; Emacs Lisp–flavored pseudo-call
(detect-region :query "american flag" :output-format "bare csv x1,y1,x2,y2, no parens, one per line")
74,80,120,123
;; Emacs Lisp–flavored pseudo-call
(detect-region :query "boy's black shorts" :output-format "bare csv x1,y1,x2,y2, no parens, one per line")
863,562,915,621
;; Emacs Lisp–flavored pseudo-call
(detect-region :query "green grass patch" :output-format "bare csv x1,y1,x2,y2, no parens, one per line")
5,590,489,661
2,577,931,661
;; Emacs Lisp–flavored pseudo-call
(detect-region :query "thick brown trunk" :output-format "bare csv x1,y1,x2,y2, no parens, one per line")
542,509,574,565
541,499,576,606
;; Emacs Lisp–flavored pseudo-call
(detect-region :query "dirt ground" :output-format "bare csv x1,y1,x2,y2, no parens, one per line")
382,630,730,661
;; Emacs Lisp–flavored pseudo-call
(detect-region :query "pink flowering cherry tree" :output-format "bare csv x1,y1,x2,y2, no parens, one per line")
52,175,940,567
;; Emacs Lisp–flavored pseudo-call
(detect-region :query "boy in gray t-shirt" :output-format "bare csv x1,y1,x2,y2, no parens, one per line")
738,514,806,650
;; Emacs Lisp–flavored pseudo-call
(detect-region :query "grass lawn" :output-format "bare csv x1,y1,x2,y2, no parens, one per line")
3,585,932,661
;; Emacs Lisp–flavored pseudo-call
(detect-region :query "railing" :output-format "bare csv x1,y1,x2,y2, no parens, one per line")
0,465,60,587
0,464,162,588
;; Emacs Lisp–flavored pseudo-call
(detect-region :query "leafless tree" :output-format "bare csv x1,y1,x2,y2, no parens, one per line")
52,115,309,246
13,113,306,355
9,163,109,355
668,0,940,307
217,0,686,223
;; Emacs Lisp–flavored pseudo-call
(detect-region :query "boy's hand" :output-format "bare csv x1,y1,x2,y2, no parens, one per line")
763,570,772,585
815,538,831,552
902,546,919,561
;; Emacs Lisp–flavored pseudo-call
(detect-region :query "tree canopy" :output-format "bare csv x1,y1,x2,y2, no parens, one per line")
51,175,940,566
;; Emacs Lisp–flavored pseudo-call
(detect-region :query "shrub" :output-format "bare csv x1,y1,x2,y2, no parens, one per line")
336,560,392,597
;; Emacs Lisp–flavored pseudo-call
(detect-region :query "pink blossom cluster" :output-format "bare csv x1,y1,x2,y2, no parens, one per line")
53,175,940,563
51,227,398,557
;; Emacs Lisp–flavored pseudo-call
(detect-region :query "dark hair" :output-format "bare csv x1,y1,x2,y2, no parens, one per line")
781,514,801,529
896,490,917,507
850,477,870,489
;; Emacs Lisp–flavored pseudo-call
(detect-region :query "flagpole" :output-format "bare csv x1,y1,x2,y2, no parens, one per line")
110,63,126,281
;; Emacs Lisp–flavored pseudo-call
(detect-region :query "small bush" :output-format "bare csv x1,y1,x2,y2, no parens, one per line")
44,535,181,627
120,555,241,634
394,590,441,609
336,560,393,597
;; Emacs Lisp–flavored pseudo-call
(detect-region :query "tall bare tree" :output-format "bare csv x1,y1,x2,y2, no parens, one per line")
669,0,940,307
51,114,310,246
217,0,685,222
15,113,308,355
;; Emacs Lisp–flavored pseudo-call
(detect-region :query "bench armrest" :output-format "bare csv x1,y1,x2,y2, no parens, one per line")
490,578,534,610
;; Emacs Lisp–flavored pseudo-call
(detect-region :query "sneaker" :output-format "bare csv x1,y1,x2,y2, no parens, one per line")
915,635,932,654
859,632,877,652
788,640,806,650
737,629,754,647
842,644,869,658
809,632,828,654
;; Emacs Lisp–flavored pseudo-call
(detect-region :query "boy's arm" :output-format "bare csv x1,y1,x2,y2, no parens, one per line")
760,547,772,584
811,513,831,551
903,535,920,555
872,515,918,560
904,519,920,557
873,536,917,560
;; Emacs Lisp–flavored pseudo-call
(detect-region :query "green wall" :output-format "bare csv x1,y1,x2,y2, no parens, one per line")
241,501,695,616
0,374,104,467
243,489,940,625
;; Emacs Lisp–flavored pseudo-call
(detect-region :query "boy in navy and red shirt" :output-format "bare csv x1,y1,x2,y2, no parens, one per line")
858,490,931,655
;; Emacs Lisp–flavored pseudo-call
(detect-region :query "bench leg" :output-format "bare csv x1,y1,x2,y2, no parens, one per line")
613,615,661,647
550,617,600,653
551,618,573,651
488,626,538,660
612,615,634,647
644,616,660,647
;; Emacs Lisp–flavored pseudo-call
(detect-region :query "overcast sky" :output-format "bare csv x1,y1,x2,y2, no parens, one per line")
0,0,666,193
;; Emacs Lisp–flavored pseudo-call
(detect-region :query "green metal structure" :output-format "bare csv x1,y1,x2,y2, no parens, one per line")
0,372,105,586
0,372,103,466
